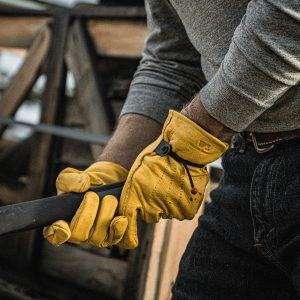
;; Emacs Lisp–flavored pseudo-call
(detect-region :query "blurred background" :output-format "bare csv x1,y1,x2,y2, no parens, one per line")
0,1,222,299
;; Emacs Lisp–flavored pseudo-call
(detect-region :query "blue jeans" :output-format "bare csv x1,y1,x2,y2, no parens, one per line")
173,136,300,299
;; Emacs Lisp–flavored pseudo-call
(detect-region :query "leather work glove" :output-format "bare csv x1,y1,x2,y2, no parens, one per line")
115,110,228,249
43,161,128,246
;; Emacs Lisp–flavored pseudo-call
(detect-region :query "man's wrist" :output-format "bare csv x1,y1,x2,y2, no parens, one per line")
98,114,162,170
181,94,235,144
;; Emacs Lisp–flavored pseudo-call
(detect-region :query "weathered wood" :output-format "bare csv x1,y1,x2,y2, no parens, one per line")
40,242,127,299
0,26,50,135
0,264,108,300
71,4,146,18
125,222,155,300
0,18,146,57
28,13,68,199
20,13,69,269
88,19,147,57
0,136,34,179
0,16,49,48
0,4,145,18
143,220,168,300
66,19,113,158
0,182,27,205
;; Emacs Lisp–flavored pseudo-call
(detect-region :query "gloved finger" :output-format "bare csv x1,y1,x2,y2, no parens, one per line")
89,195,119,246
43,220,71,246
118,208,139,249
68,191,99,243
101,216,128,247
85,161,128,185
56,167,91,195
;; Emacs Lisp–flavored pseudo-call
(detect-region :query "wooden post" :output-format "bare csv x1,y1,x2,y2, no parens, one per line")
16,12,70,268
65,19,113,159
0,25,50,136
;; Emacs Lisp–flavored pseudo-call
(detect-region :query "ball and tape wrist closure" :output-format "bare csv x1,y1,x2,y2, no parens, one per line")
155,140,204,195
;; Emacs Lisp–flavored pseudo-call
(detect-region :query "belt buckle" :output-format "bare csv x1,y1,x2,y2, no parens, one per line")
249,133,274,154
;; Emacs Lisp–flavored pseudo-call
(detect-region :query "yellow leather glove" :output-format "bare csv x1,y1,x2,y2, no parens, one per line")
116,110,228,249
43,161,128,246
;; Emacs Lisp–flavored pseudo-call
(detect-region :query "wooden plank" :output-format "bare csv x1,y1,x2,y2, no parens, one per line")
19,13,69,269
71,5,146,18
40,242,127,300
0,183,27,205
125,223,155,300
0,26,50,135
0,136,34,180
0,16,49,48
143,220,168,300
0,13,145,53
88,19,147,58
28,13,68,199
0,264,108,300
0,4,145,18
66,19,113,158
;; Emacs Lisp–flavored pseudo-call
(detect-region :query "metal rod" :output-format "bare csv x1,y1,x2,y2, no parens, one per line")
0,116,110,145
0,181,124,236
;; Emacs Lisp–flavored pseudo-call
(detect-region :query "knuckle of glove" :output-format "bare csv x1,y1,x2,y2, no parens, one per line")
56,170,91,194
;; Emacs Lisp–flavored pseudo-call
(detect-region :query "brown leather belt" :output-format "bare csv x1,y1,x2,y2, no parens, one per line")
241,129,300,153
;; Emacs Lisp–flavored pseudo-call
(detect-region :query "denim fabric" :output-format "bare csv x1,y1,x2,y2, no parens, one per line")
172,137,300,299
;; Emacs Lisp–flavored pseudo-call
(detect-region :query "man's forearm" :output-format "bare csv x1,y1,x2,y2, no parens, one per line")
99,114,162,170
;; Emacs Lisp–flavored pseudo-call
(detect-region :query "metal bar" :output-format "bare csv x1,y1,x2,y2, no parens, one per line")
0,182,124,236
0,116,110,145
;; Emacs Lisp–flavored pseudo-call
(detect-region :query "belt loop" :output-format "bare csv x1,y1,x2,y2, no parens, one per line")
250,133,275,154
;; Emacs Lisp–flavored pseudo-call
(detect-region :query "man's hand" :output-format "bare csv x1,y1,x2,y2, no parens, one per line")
44,96,231,249
43,161,129,246
44,114,162,247
113,110,228,249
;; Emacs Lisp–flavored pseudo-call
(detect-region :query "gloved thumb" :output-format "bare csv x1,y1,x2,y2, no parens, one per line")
43,220,71,246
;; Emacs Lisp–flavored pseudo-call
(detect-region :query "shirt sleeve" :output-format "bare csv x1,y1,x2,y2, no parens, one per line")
120,0,206,124
200,0,300,132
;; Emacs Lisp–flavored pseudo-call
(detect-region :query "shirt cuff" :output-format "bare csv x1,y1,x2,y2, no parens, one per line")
200,69,268,132
120,83,190,124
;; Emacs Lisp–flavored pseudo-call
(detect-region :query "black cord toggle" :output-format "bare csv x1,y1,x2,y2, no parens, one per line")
155,140,204,195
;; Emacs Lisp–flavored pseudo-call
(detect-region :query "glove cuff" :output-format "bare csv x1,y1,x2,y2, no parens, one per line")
162,110,228,165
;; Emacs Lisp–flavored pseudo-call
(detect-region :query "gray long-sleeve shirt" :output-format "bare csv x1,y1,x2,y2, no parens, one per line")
121,0,300,132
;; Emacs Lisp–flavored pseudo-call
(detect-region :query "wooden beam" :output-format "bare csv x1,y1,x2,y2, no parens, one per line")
88,19,147,58
0,26,50,135
40,242,128,299
0,136,34,180
125,223,155,300
71,4,146,19
0,4,146,18
0,182,27,205
19,13,69,269
0,16,49,48
66,19,113,158
28,13,69,199
0,17,147,57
